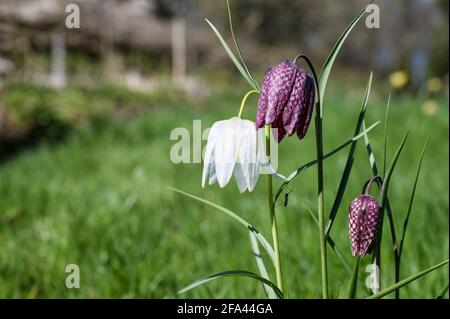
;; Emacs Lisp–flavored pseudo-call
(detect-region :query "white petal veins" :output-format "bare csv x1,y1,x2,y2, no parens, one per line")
214,118,239,187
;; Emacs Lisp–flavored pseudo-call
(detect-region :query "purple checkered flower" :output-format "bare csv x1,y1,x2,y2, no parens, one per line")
256,59,315,142
348,194,380,257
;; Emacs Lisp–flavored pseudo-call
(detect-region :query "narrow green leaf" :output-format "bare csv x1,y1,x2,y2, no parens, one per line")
347,256,361,299
437,283,449,299
274,120,380,207
377,133,408,296
168,187,275,264
249,231,278,299
205,18,258,91
362,120,401,296
178,270,284,298
324,73,373,238
225,0,259,90
362,120,379,175
380,132,409,204
318,1,373,105
367,259,449,299
383,94,391,177
399,138,428,259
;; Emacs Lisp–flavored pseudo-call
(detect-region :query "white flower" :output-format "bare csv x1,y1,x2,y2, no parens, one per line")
202,117,260,192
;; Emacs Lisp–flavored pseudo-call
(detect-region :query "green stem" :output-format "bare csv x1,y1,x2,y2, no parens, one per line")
315,109,328,299
237,90,259,118
294,54,328,298
265,125,283,293
347,256,361,299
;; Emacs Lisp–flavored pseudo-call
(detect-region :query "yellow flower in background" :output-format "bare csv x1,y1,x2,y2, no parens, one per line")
389,70,409,89
422,99,438,116
427,77,443,93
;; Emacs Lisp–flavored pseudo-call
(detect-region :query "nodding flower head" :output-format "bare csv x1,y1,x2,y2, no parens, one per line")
202,117,261,193
256,59,315,142
348,194,380,257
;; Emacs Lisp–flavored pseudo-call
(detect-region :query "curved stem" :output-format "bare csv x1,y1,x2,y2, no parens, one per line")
265,125,283,293
294,54,328,298
363,175,383,195
238,90,259,118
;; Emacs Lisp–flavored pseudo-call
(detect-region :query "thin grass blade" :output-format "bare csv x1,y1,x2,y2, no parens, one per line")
249,231,278,299
347,256,361,299
437,283,449,299
367,259,449,299
399,138,428,259
225,0,259,90
168,187,275,264
274,120,380,207
383,94,391,177
380,133,409,203
324,73,373,238
318,1,373,106
205,18,258,91
178,270,284,298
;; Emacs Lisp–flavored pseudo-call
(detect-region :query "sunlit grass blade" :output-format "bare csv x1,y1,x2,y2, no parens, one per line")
274,120,380,207
437,283,449,299
318,1,373,106
375,132,408,297
205,18,258,91
382,94,391,177
168,187,275,264
380,133,409,203
249,230,278,299
367,259,449,299
178,270,284,298
362,120,403,296
324,73,373,238
347,256,360,299
305,206,352,274
362,120,380,175
225,0,259,90
399,138,428,259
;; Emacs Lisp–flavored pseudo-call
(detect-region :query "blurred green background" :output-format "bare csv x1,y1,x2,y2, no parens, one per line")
0,0,448,298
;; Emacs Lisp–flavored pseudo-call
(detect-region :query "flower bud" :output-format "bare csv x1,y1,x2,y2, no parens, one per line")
348,194,380,257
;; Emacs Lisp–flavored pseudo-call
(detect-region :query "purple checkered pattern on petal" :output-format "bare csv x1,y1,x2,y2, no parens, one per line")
255,59,316,142
348,195,380,257
256,67,274,128
264,60,297,126
283,68,306,136
296,74,315,139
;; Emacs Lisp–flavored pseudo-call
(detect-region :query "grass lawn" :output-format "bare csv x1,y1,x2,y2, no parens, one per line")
0,84,448,298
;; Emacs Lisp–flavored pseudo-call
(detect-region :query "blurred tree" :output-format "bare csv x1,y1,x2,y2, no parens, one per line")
153,0,196,82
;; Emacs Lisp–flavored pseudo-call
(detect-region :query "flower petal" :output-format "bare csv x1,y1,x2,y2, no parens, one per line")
214,118,239,187
202,125,218,188
236,119,260,191
265,60,297,126
296,74,315,139
283,68,306,136
256,67,274,128
233,163,248,192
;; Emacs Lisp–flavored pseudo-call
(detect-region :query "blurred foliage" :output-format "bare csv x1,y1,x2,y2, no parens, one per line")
1,81,184,138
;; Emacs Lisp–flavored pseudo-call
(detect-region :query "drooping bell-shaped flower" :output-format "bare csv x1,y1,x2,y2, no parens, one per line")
202,117,260,192
348,195,380,257
256,59,315,142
